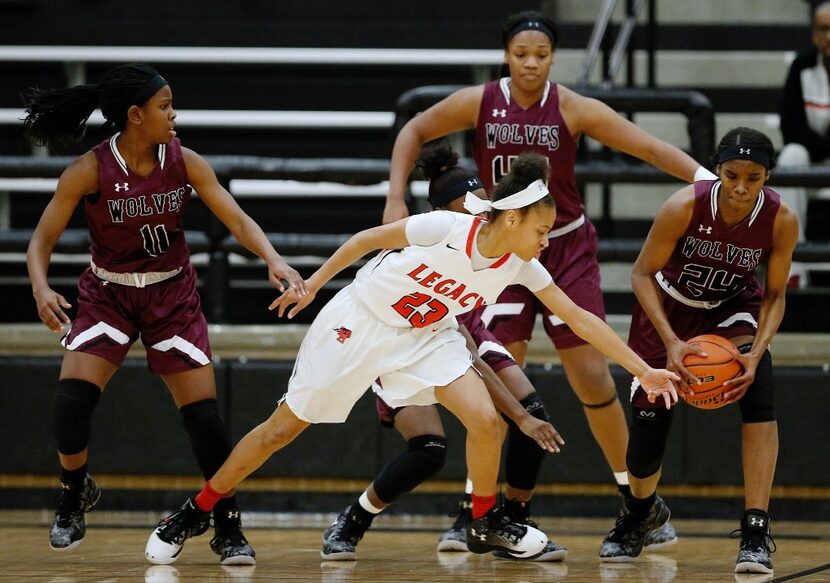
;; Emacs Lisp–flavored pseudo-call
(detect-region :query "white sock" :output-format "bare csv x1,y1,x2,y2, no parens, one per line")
358,491,384,514
614,471,629,486
464,479,473,495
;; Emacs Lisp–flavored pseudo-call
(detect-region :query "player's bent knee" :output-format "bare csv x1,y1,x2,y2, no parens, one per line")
53,378,101,455
627,406,673,479
739,349,775,423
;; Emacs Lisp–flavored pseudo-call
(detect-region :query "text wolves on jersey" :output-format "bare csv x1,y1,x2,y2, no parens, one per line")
484,123,561,151
107,186,188,223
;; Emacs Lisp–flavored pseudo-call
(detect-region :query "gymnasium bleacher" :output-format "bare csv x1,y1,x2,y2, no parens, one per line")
1,0,828,520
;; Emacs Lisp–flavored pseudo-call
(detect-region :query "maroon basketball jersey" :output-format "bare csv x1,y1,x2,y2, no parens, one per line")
87,134,192,272
474,78,582,228
660,180,781,303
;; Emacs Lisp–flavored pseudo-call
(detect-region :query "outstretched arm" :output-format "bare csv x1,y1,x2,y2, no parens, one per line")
561,86,704,182
457,325,564,453
184,148,305,294
270,219,411,319
385,86,483,224
534,282,679,408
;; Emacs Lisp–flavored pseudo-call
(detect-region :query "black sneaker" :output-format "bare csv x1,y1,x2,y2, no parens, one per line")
466,504,547,559
145,497,211,564
49,475,101,551
732,509,776,574
599,495,671,562
492,498,567,562
437,495,471,552
320,505,373,560
211,507,256,566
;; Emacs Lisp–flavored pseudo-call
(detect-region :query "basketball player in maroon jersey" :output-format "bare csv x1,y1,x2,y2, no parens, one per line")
384,9,704,546
599,128,797,575
23,64,304,562
320,143,567,562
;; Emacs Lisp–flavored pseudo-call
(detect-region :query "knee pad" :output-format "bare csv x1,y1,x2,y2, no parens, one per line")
627,406,674,479
737,348,775,423
53,378,101,455
505,392,549,491
373,434,447,504
180,398,233,480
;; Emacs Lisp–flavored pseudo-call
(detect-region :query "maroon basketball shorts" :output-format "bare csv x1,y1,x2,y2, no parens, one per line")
628,284,761,408
485,219,605,350
60,263,211,374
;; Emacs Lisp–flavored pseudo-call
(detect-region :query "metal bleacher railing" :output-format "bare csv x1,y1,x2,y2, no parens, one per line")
1,46,829,327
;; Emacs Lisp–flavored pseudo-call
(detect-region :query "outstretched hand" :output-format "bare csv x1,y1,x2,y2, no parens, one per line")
269,282,316,319
638,368,681,409
517,415,565,453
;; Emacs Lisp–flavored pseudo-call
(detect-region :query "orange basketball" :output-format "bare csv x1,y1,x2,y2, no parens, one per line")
680,334,743,410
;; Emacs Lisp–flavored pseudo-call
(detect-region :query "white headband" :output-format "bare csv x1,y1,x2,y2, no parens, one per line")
463,179,549,215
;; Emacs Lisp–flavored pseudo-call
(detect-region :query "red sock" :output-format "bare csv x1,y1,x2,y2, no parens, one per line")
194,481,225,512
471,493,497,520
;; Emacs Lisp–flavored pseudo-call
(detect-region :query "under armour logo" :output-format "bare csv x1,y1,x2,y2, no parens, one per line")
470,528,487,542
740,148,751,155
333,327,352,344
114,182,129,192
468,178,479,187
749,516,765,527
639,410,656,418
492,109,507,118
528,21,540,28
698,224,712,234
226,509,240,520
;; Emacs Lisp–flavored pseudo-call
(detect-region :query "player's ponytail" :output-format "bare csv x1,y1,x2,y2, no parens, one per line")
417,139,483,209
490,152,554,217
23,63,161,148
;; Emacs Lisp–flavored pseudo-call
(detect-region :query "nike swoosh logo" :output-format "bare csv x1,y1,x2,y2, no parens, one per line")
446,244,458,250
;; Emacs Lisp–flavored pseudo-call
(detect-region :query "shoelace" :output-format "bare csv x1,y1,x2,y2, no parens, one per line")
729,528,777,554
54,486,84,526
605,513,643,542
492,515,527,544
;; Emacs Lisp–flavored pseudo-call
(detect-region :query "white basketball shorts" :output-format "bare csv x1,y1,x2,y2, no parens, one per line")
283,284,472,423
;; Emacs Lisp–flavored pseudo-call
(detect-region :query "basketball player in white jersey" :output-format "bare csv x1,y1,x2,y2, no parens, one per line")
145,153,679,565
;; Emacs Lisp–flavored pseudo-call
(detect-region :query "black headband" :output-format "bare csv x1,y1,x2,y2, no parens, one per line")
429,174,484,208
504,19,557,47
717,144,772,169
131,74,169,106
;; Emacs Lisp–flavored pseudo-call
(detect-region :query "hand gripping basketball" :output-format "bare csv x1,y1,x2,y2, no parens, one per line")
680,334,744,410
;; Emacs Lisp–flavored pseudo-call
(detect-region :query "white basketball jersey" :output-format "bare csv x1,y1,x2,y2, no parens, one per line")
352,212,532,328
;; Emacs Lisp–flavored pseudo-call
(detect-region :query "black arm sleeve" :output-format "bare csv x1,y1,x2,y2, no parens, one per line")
779,53,830,161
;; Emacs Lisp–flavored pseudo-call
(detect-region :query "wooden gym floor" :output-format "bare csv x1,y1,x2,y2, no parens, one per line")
1,511,828,582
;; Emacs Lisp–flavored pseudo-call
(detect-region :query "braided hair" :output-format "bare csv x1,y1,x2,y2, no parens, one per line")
23,63,161,148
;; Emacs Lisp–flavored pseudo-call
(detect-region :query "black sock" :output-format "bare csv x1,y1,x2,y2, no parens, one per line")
60,464,88,488
627,492,656,518
351,502,376,526
214,495,239,519
617,484,633,501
